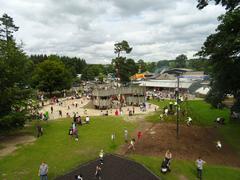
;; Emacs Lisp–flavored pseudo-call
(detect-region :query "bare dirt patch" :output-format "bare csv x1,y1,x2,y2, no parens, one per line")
0,135,36,157
128,123,240,167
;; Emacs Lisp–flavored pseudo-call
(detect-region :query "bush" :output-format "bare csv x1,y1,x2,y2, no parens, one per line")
0,112,27,132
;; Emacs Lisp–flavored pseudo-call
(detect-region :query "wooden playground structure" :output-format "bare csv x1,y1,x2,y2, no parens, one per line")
92,86,146,109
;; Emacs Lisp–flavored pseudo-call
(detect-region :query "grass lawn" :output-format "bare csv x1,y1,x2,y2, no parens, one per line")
130,154,240,180
148,99,230,126
0,116,136,179
186,101,240,154
186,100,230,126
146,100,170,123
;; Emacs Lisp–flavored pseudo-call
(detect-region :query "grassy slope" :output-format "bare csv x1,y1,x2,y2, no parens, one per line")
146,100,170,123
187,101,240,153
130,154,240,180
0,116,136,180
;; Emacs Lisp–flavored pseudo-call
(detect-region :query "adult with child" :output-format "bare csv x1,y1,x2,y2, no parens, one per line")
160,150,172,173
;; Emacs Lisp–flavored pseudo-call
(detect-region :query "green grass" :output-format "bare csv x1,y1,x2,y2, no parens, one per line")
130,154,240,180
146,100,170,123
148,99,232,126
219,122,240,155
0,116,136,179
186,100,230,126
186,100,240,153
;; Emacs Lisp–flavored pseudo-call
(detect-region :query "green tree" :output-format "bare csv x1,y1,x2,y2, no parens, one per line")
30,54,87,77
0,14,33,132
113,40,134,83
197,7,240,107
0,13,19,41
98,72,105,83
197,0,239,11
145,62,156,72
188,58,210,72
32,57,72,95
137,59,147,73
114,40,133,57
81,64,105,81
175,54,187,68
112,57,138,83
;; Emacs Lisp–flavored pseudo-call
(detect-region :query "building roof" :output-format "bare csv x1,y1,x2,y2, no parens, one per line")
195,87,210,95
154,73,176,80
139,80,193,89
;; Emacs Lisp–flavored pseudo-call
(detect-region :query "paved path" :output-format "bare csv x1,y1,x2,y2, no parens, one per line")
55,154,160,180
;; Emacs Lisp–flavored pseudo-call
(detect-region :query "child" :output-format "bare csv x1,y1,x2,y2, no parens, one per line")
99,150,104,165
186,117,192,126
128,138,136,151
85,116,90,124
124,129,128,142
137,131,142,141
95,165,102,180
111,133,115,142
216,140,222,149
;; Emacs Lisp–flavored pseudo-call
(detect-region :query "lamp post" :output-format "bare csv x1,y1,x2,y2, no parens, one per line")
176,75,180,139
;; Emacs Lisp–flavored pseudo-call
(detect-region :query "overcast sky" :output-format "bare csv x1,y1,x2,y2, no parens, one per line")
0,0,225,63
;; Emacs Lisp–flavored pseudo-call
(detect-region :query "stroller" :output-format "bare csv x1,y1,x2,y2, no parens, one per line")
161,158,171,174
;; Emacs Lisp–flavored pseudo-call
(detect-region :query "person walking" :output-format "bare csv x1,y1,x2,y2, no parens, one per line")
85,116,90,124
95,165,102,180
128,138,136,151
124,129,128,142
36,124,43,138
99,149,104,165
196,157,206,180
111,133,115,142
137,131,142,141
38,161,48,180
164,150,172,171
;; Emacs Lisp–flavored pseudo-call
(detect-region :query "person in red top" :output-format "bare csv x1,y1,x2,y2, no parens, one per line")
137,131,142,140
115,109,119,116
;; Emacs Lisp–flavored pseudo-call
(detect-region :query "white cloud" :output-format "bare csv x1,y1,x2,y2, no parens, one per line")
0,0,226,63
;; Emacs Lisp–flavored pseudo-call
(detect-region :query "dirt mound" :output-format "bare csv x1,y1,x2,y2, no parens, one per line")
132,123,240,167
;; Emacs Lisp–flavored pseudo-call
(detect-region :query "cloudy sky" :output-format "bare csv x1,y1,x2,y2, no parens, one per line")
0,0,225,63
